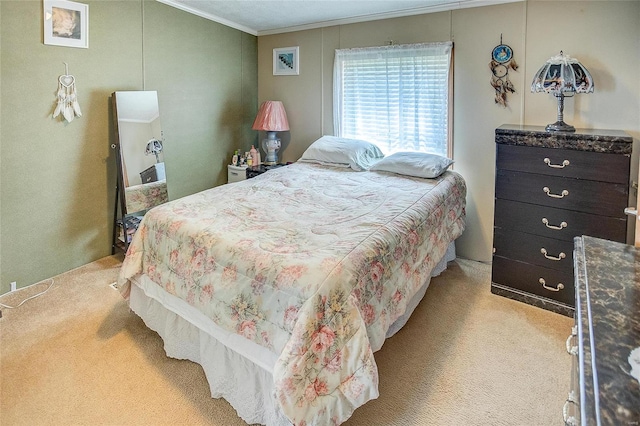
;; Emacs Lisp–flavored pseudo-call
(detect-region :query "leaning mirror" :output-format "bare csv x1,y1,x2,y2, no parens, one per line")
113,91,168,214
111,91,168,252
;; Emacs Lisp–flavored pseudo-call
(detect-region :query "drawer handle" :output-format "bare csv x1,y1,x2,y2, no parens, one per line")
563,392,579,426
566,334,578,355
543,187,569,199
539,277,564,292
230,172,239,176
624,207,639,218
542,218,567,230
565,334,578,356
540,248,566,261
544,157,570,168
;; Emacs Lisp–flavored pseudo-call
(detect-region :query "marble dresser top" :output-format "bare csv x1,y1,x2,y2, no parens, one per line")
496,124,632,154
574,235,640,425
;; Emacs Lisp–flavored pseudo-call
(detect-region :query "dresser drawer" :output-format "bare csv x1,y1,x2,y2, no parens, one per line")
495,170,628,217
493,228,573,274
492,256,574,306
496,144,630,184
494,199,627,243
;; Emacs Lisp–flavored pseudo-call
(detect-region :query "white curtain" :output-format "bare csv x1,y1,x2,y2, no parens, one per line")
333,42,452,157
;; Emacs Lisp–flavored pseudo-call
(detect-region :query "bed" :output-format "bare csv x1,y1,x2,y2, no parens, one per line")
118,141,466,425
124,179,168,214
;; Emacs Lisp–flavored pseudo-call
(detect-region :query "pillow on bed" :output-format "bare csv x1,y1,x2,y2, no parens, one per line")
370,151,453,178
298,135,384,171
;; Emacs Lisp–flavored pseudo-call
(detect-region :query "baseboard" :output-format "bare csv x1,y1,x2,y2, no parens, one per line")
491,282,575,317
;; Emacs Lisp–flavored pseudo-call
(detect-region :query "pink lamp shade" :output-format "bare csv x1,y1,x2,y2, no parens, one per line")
252,101,289,131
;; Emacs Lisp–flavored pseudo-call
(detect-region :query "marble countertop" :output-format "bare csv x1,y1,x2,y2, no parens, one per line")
574,235,640,425
496,124,633,154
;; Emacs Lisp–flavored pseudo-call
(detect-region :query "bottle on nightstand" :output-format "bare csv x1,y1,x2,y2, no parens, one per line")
250,145,259,166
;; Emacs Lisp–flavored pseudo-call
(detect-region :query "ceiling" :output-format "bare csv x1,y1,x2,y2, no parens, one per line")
115,92,159,123
157,0,521,36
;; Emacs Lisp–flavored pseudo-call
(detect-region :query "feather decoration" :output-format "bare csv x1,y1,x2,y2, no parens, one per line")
52,63,82,123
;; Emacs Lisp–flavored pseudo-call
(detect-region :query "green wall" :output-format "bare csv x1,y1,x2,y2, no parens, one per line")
0,0,257,293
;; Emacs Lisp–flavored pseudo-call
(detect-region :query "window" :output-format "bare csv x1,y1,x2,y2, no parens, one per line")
333,42,452,157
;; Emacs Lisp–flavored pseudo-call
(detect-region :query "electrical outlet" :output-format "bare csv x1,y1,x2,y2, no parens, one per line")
10,282,17,292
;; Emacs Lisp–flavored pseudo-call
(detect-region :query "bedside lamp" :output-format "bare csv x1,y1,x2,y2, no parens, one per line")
531,51,594,132
145,138,163,163
252,101,289,165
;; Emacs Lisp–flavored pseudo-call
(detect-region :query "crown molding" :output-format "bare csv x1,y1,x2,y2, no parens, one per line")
157,0,259,36
159,0,523,37
256,0,523,36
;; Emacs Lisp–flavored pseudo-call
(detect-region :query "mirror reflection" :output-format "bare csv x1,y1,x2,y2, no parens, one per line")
113,91,168,214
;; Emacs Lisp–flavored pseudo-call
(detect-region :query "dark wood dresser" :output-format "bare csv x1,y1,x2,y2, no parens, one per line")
491,124,632,316
566,236,640,425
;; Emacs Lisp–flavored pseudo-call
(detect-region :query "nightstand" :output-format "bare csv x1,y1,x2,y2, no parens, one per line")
228,165,248,183
246,163,286,179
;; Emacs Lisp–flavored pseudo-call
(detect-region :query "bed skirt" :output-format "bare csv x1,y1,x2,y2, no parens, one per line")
128,242,456,425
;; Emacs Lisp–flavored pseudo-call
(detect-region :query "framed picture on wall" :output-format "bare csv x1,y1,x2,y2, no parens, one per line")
43,0,89,48
273,46,299,75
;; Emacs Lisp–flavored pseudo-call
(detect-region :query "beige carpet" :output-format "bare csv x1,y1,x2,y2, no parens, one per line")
0,255,572,426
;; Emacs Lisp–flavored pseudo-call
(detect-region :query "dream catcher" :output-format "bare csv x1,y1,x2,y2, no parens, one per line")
489,36,518,107
52,62,82,122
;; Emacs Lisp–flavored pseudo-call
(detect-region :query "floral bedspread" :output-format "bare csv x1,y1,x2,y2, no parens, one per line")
118,162,466,425
125,179,168,214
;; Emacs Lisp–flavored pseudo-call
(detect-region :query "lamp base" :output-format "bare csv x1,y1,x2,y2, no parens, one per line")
545,121,576,132
262,132,281,165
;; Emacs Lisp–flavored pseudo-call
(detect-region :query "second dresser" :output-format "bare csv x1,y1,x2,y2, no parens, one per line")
491,124,632,316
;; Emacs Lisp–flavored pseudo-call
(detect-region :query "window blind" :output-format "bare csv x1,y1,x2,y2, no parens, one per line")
334,42,452,157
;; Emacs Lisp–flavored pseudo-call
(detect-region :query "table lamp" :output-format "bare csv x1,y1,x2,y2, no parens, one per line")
531,51,594,132
145,138,163,163
252,101,289,165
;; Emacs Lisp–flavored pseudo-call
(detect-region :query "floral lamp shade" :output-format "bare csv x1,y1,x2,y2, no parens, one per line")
531,51,594,132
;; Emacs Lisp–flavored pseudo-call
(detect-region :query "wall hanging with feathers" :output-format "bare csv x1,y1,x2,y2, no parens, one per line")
490,35,518,107
52,62,82,122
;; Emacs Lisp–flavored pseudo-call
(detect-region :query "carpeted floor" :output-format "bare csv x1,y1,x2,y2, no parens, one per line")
0,255,573,425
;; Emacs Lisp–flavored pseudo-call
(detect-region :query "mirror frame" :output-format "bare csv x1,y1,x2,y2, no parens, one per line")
111,92,129,217
110,90,167,253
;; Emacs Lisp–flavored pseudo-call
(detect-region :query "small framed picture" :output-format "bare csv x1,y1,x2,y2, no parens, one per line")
43,0,89,49
273,46,299,75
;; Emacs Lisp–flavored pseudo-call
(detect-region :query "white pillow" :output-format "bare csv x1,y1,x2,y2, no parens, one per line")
298,136,384,171
370,152,453,178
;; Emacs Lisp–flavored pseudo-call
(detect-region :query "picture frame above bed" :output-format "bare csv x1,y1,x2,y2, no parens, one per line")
273,46,299,75
43,0,89,49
